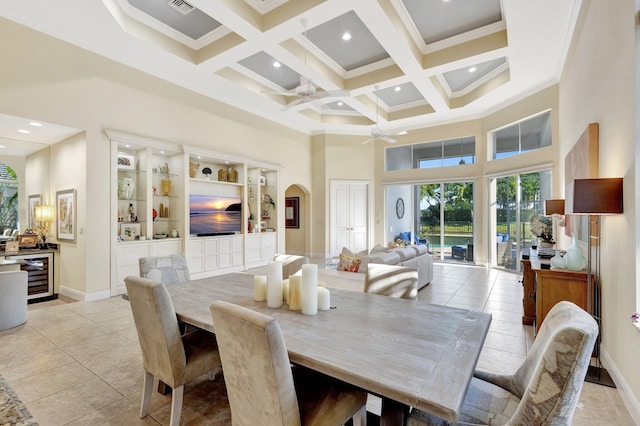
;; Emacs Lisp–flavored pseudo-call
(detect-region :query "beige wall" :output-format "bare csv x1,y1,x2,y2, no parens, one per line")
559,0,639,415
0,18,311,298
284,184,306,256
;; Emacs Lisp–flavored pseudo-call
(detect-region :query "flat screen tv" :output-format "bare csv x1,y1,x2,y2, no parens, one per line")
190,195,242,236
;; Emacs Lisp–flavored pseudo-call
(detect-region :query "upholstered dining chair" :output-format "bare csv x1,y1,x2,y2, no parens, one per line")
407,301,598,426
210,300,368,426
273,254,309,278
139,253,190,285
364,263,419,300
125,276,223,426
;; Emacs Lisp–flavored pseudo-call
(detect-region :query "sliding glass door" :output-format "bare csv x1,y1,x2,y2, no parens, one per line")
491,170,551,270
417,181,474,262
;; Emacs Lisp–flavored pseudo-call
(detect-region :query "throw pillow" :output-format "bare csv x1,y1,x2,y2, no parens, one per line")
337,247,367,272
370,244,387,254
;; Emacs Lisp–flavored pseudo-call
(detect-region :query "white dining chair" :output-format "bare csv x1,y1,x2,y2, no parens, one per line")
138,253,190,285
364,263,418,300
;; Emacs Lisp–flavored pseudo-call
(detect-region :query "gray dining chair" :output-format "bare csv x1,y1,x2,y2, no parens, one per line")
273,254,309,278
125,276,224,426
364,263,418,300
210,300,368,426
407,301,598,425
139,253,190,285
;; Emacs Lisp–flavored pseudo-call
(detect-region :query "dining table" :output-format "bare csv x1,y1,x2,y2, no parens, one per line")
166,272,492,424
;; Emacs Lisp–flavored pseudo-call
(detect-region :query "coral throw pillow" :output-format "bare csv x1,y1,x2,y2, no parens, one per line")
337,247,367,272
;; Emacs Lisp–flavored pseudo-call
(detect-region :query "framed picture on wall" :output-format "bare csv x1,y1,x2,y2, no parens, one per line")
28,194,42,229
120,223,140,241
285,197,299,228
56,189,77,242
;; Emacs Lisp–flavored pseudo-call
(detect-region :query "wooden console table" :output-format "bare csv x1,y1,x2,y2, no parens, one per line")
521,257,593,332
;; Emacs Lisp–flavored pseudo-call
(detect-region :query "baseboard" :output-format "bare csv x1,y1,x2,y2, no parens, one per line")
58,286,112,302
601,346,640,424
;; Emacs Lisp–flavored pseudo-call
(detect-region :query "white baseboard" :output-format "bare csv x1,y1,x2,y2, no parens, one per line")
601,346,640,424
59,286,112,302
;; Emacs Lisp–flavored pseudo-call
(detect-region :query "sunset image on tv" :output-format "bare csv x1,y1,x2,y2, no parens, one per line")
190,195,242,235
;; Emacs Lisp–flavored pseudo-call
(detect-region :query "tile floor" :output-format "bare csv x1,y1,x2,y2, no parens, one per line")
0,263,635,425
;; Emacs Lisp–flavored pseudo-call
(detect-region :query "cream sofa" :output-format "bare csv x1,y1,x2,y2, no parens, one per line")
332,245,433,291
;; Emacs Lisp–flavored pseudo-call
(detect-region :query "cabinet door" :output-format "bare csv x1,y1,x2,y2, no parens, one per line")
117,243,151,292
218,237,232,269
245,234,261,265
232,236,244,267
205,238,219,271
188,239,204,273
261,233,277,261
330,181,369,257
150,240,182,256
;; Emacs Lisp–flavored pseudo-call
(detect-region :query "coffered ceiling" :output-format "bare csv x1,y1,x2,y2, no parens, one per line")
0,0,582,146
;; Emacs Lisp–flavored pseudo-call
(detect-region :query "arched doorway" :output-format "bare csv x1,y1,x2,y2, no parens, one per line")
284,184,310,256
0,162,19,233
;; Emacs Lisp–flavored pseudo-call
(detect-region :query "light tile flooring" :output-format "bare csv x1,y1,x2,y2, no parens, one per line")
0,263,635,425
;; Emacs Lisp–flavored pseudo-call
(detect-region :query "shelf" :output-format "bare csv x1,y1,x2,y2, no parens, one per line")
189,178,243,186
118,168,147,174
153,194,179,198
152,172,179,178
118,198,146,202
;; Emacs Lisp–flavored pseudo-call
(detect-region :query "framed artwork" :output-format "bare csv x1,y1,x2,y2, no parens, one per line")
285,197,299,228
259,175,266,186
56,189,77,242
18,234,37,248
117,153,135,170
28,194,42,229
120,223,140,241
564,123,599,243
5,240,19,253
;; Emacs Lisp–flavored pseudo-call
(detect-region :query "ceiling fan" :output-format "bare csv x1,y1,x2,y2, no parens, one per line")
263,19,350,109
362,89,407,145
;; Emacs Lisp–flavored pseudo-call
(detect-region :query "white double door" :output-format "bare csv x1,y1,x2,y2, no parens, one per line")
330,181,369,257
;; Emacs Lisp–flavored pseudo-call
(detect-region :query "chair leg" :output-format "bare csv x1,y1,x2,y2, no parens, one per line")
169,384,184,426
139,371,154,419
352,405,367,426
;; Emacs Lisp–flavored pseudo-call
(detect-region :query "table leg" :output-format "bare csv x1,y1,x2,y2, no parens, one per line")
381,398,408,426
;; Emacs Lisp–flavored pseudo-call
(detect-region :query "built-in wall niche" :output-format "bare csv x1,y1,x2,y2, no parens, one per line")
188,156,243,185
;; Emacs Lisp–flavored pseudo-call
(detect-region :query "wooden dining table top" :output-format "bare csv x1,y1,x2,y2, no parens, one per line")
166,272,492,423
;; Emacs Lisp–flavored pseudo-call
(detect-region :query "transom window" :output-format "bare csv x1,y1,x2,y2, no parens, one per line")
492,111,552,159
386,136,476,171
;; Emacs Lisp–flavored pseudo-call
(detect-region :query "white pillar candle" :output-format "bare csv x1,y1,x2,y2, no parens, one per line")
253,275,267,302
317,286,330,311
301,263,318,315
267,261,283,308
282,279,290,305
288,275,302,310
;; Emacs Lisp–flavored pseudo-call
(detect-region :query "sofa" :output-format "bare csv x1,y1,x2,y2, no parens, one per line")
337,244,433,290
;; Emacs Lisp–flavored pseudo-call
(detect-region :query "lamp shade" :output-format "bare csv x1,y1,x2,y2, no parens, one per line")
34,205,54,222
571,178,623,214
544,199,565,216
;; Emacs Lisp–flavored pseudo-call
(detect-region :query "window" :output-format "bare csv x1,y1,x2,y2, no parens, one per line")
492,111,552,159
386,137,475,171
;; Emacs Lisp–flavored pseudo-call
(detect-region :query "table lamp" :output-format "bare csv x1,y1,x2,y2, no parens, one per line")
34,205,54,247
544,199,565,248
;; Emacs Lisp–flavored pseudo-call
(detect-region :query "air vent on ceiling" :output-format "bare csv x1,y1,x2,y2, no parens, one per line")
168,0,195,15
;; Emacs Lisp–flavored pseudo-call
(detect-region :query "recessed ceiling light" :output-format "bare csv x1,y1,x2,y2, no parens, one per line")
468,66,477,73
273,61,281,68
394,86,402,92
17,129,30,134
337,101,344,106
342,32,352,41
160,150,165,154
0,145,5,149
29,121,42,127
125,144,130,148
398,130,408,136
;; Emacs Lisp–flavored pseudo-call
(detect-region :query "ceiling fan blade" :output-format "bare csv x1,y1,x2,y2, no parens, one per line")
361,137,376,145
380,136,397,144
261,89,298,97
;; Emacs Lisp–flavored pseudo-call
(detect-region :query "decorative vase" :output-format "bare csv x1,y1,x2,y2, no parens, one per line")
189,161,199,178
550,250,566,269
565,232,587,271
227,167,238,183
161,179,171,196
218,169,228,182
